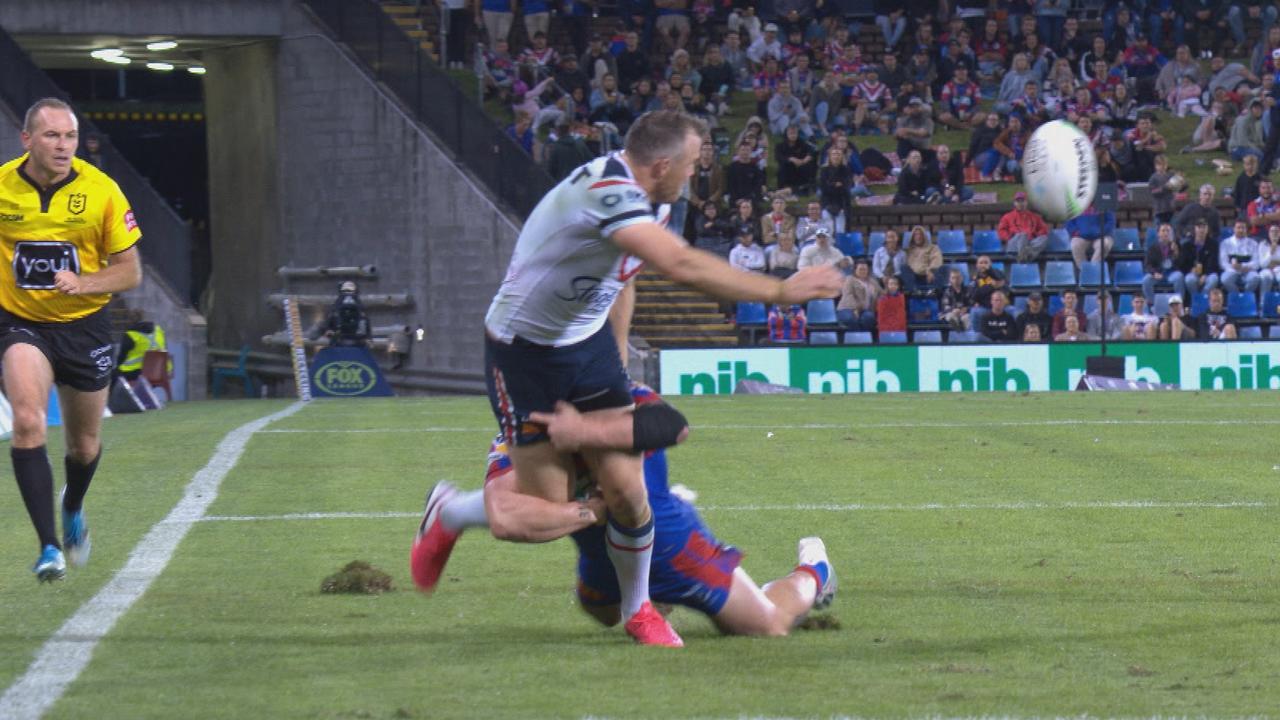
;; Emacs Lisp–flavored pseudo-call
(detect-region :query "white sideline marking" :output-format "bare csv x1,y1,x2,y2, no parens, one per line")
258,418,1280,434
0,402,306,720
198,500,1269,524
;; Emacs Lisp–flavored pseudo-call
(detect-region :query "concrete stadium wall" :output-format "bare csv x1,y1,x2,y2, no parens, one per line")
0,102,22,160
0,0,286,36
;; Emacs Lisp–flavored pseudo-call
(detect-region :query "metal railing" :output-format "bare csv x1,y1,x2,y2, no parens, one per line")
0,24,194,303
300,0,552,218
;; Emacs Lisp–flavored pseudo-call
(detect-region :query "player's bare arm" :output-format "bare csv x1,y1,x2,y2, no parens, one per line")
608,281,636,366
484,469,606,543
53,245,142,296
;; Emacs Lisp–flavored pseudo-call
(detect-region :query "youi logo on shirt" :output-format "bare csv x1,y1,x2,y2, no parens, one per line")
12,241,80,289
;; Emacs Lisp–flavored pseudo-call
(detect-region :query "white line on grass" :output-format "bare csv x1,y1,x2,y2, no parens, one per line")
0,402,306,720
198,499,1269,523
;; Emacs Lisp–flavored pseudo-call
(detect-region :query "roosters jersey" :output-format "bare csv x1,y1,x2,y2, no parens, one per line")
485,152,670,346
0,154,140,322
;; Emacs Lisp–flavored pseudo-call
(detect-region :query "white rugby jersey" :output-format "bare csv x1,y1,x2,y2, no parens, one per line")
485,152,671,346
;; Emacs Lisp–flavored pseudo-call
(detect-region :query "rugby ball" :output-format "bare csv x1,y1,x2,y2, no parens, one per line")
1022,120,1098,222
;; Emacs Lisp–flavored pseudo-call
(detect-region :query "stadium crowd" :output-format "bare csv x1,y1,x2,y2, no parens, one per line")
462,0,1280,344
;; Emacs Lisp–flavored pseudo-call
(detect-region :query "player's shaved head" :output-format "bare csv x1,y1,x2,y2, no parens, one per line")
624,110,708,166
23,97,77,134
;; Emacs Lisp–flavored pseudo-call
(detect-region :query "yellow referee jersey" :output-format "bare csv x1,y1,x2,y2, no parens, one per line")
0,154,140,322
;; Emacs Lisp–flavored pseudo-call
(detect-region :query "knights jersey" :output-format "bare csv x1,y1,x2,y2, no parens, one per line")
485,152,671,346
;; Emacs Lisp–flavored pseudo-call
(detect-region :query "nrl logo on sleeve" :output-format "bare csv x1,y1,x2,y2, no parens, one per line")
67,193,87,215
124,210,138,231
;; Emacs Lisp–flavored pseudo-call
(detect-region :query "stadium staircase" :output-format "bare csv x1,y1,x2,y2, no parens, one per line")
632,272,736,348
378,2,439,62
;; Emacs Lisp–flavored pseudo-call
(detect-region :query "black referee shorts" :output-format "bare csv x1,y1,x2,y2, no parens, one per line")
0,306,116,392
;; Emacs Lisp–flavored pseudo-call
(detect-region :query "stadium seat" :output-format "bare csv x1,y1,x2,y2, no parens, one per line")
1239,325,1263,339
1044,260,1076,288
908,297,940,322
1114,227,1141,253
1190,292,1209,317
1270,324,1280,338
1047,293,1064,316
1154,293,1178,317
989,261,1006,275
867,231,886,256
1013,295,1028,313
1144,226,1158,248
211,345,256,398
1228,291,1259,318
1220,227,1233,241
1117,293,1133,315
950,262,971,284
1083,294,1100,315
1113,260,1144,287
1078,261,1109,288
836,231,864,257
1009,263,1042,289
879,331,908,344
1047,228,1071,254
1263,291,1280,319
947,330,982,343
842,331,873,344
913,330,943,343
806,299,838,325
937,229,967,256
972,230,1002,255
736,302,767,325
809,331,839,345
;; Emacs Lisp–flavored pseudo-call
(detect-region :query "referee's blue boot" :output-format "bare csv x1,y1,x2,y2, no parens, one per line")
34,545,66,582
61,487,91,567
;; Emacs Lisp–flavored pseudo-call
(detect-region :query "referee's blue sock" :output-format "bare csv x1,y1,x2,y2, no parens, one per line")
12,445,59,550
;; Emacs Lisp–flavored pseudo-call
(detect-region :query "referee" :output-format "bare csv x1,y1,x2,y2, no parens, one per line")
0,98,142,581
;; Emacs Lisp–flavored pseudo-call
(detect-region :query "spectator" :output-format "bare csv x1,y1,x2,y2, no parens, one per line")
521,31,559,78
1124,113,1167,180
767,80,813,138
875,6,908,51
1079,35,1113,83
729,197,762,246
767,303,808,343
694,201,733,256
903,225,945,295
787,54,816,107
1054,313,1097,341
1174,184,1222,243
1229,100,1267,163
1166,76,1206,118
1015,291,1052,340
615,31,650,93
1197,287,1238,340
872,229,907,282
728,5,763,47
776,125,817,195
699,44,734,114
1021,323,1043,342
737,117,770,169
1122,34,1164,102
1011,76,1049,126
720,30,751,92
1256,223,1280,297
1180,218,1222,297
1035,0,1067,48
478,0,515,48
1155,45,1202,107
990,114,1027,181
1227,2,1279,58
482,39,518,103
940,267,974,331
795,201,835,245
809,71,843,137
995,54,1035,114
879,52,909,95
1184,99,1228,153
894,97,935,163
1096,144,1122,184
767,233,800,278
505,111,534,154
1087,292,1124,339
1066,204,1116,269
1247,178,1280,238
1146,154,1180,227
761,196,797,247
818,146,853,233
906,48,938,102
747,23,784,70
545,121,594,181
726,142,767,208
689,140,726,217
1066,87,1106,126
1087,59,1123,103
975,18,1010,86
876,275,908,336
1143,222,1187,305
971,266,1008,330
1234,154,1263,216
850,66,891,135
1159,295,1196,339
1051,289,1088,338
654,0,691,53
555,54,591,100
1055,15,1090,67
582,34,618,89
729,228,767,273
837,259,881,331
1121,295,1159,340
937,65,984,130
998,190,1050,262
969,113,1004,182
893,149,930,205
1021,31,1055,82
1249,24,1280,77
798,228,851,270
925,145,973,204
1219,219,1261,294
979,289,1017,342
667,49,702,92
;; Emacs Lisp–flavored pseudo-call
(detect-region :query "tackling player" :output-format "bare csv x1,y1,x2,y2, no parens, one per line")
447,110,841,646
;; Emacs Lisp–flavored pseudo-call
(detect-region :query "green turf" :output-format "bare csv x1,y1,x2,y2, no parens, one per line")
4,392,1280,718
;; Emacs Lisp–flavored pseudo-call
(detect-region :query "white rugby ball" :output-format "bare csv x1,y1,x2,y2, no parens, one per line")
1022,120,1098,222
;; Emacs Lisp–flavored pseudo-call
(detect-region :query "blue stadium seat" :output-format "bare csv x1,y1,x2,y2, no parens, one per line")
1190,292,1210,317
1083,293,1100,315
937,229,967,256
736,302,767,325
947,331,982,343
1117,293,1134,315
1047,228,1071,254
842,331,873,344
914,330,943,343
1044,260,1076,288
809,331,839,345
1153,292,1178,318
989,261,1006,275
972,230,1002,255
868,231,886,255
1114,227,1141,253
1013,295,1029,313
1263,291,1280,319
1228,291,1259,318
879,331,908,344
1239,325,1263,339
908,297,939,322
1220,227,1233,241
1078,261,1109,288
1009,263,1042,289
1047,293,1064,316
806,299,838,324
836,231,864,257
1270,324,1280,338
950,262,971,284
1144,226,1159,248
1113,260,1144,287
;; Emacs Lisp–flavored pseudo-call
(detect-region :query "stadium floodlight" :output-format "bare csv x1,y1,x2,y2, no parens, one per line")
187,66,207,75
146,40,178,51
90,48,124,60
103,56,132,65
146,62,175,71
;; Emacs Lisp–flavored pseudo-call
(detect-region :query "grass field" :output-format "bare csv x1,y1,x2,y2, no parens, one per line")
3,391,1280,719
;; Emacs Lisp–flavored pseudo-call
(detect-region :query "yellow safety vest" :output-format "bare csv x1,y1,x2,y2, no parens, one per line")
118,325,167,374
